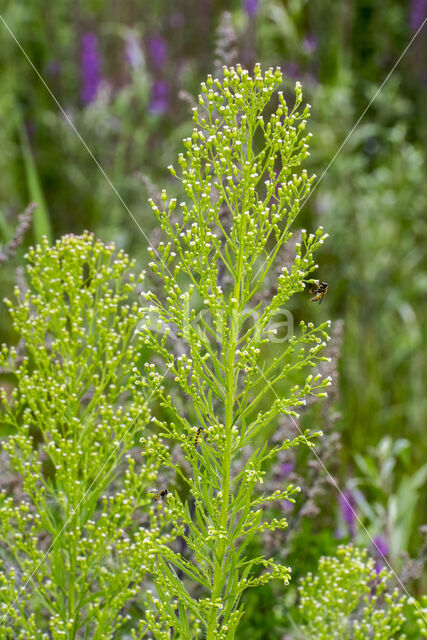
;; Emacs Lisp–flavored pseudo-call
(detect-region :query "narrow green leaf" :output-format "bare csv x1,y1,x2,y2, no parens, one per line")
18,123,52,243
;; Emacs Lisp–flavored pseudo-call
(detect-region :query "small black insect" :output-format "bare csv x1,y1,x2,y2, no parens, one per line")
309,281,328,304
194,427,203,448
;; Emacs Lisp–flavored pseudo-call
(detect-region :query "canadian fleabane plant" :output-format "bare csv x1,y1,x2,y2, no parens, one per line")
0,233,169,639
298,545,407,639
138,64,331,639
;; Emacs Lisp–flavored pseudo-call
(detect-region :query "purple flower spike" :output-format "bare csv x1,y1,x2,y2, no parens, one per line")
410,0,427,32
149,79,169,115
148,35,168,68
373,535,389,558
339,489,357,538
303,35,317,54
286,62,301,80
281,499,294,512
373,535,389,574
281,462,295,478
244,0,259,17
81,32,101,105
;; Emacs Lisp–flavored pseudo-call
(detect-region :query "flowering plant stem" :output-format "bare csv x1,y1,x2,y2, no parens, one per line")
139,64,331,639
207,303,237,639
0,234,165,639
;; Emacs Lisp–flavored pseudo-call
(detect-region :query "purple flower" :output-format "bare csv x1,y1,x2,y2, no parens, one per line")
244,0,259,17
281,462,294,478
147,35,168,68
339,489,357,538
373,535,389,557
149,80,169,115
80,32,101,104
373,535,389,574
286,62,301,80
410,0,427,32
280,499,294,512
303,35,317,54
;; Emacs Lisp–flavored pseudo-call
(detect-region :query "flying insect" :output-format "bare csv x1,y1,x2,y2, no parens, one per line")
309,281,328,304
152,489,169,502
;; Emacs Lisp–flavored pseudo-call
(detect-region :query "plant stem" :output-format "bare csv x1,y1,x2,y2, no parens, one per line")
206,316,237,639
206,210,245,639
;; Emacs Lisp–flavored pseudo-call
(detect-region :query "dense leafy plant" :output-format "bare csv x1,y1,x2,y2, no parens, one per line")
297,545,407,639
137,64,331,639
0,233,167,639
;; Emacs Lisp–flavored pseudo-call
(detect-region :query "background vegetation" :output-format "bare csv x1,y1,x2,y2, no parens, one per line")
1,1,426,637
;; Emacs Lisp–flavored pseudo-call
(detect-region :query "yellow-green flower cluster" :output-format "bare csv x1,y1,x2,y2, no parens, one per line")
298,545,407,639
0,233,170,638
138,66,332,639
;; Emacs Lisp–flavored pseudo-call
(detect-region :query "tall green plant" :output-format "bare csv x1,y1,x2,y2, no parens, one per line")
138,65,331,639
0,233,166,639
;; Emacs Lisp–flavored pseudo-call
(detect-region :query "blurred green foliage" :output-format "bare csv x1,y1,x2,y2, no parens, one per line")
350,436,427,563
0,0,426,636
